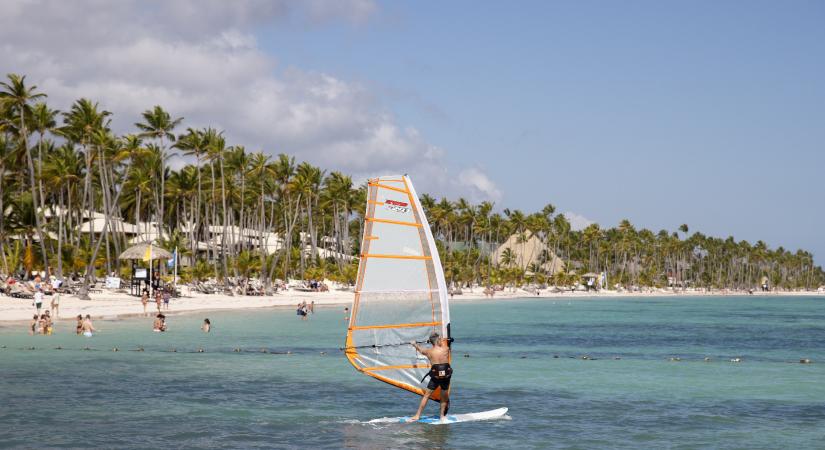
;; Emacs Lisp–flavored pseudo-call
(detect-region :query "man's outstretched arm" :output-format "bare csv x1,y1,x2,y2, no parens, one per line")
410,341,428,355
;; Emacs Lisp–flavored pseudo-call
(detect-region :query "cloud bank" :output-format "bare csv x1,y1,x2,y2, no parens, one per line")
0,0,497,200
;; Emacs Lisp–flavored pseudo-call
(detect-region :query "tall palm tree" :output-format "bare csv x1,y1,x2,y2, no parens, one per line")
174,128,208,248
135,106,182,237
30,102,59,211
0,74,51,278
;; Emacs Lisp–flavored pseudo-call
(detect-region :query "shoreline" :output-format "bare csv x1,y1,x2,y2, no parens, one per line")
1,287,823,325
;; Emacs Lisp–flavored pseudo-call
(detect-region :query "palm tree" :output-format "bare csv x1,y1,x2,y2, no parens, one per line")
30,102,59,214
135,106,182,237
42,143,82,278
59,98,111,254
174,128,208,250
0,74,50,278
0,133,13,274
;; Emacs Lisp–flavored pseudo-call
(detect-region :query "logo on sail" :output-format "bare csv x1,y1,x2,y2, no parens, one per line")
385,199,410,213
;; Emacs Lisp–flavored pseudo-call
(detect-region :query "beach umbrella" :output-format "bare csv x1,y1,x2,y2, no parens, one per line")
119,242,173,260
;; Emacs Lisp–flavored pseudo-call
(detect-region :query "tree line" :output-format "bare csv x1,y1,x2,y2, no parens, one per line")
1,73,822,296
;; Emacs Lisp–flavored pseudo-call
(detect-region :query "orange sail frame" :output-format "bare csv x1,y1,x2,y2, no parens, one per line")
345,175,451,402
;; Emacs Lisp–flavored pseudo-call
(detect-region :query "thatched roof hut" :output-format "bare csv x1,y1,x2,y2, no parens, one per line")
119,242,173,260
492,231,565,275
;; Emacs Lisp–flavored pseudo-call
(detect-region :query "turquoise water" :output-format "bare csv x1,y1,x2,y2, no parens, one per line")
1,296,824,449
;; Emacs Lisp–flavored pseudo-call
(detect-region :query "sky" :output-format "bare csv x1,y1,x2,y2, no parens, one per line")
1,0,823,263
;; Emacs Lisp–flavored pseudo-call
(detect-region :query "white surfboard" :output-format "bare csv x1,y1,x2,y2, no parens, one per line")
368,407,509,425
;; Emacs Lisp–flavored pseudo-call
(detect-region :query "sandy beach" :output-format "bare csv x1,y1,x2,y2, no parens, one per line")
2,286,822,324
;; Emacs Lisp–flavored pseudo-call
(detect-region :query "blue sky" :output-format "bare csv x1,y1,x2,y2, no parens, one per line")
255,1,825,262
2,0,823,263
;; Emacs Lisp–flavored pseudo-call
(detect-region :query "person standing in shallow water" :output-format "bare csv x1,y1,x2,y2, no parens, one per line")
81,315,96,337
153,314,167,332
201,318,211,332
75,315,83,335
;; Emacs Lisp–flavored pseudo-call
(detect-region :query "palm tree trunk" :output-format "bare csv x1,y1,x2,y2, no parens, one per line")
0,159,7,275
56,187,64,278
23,119,51,279
219,154,229,282
158,136,166,243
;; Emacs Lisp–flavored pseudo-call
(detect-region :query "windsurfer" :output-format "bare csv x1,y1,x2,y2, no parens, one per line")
409,333,452,421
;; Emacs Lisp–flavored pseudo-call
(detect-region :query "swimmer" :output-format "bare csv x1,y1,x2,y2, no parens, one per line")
153,314,167,332
81,314,96,337
75,314,83,335
201,318,211,333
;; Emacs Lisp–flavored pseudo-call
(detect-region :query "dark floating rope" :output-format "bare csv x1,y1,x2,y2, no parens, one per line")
2,344,815,364
340,339,430,351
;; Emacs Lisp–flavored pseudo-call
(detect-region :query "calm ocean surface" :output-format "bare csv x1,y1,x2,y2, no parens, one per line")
1,296,824,449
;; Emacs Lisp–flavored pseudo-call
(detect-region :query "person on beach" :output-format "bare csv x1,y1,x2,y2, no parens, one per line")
81,314,96,337
153,314,167,332
75,314,83,335
33,288,43,315
50,288,60,318
30,314,38,335
152,272,161,296
163,289,171,311
409,333,453,422
141,290,149,316
155,291,162,313
201,318,211,333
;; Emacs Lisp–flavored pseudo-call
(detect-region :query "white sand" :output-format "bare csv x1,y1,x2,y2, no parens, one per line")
1,286,821,323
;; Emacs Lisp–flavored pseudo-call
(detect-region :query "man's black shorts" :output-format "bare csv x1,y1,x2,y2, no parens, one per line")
427,376,451,391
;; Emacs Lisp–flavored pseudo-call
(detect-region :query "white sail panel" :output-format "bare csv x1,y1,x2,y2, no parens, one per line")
346,175,450,401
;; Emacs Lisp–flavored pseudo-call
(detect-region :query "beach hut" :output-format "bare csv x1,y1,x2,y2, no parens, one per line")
119,243,172,296
582,273,599,291
492,231,566,275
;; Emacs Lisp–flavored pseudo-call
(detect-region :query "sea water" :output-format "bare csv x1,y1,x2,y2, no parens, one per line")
1,296,824,449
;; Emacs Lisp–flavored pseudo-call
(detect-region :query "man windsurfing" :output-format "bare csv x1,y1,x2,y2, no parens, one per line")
409,332,453,421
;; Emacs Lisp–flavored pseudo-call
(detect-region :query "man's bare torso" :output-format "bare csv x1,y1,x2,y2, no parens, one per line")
422,340,450,365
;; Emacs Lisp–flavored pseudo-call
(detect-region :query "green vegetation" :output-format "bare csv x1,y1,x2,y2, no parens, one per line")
1,73,823,294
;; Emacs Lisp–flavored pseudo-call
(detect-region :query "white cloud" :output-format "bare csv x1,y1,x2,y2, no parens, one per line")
0,0,500,201
562,212,595,231
457,168,502,202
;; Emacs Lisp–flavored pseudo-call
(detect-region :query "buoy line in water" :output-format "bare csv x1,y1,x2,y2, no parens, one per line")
2,345,334,355
0,344,815,364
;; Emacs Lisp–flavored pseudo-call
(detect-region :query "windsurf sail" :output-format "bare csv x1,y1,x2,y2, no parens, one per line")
345,175,451,402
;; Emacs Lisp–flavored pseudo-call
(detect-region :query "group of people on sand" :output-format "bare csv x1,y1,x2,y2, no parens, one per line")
140,288,172,316
296,300,314,319
75,314,96,337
